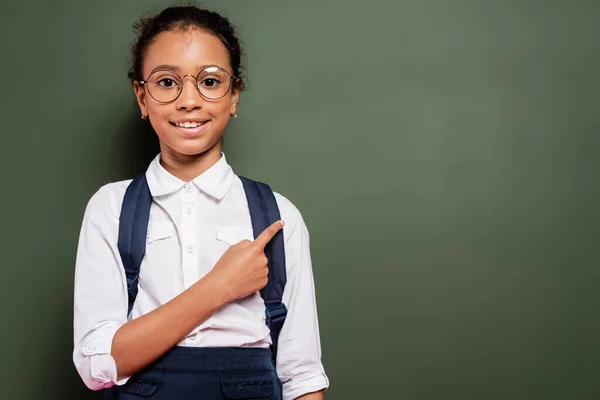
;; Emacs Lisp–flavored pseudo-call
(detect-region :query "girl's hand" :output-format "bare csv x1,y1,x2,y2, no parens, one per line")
207,220,284,303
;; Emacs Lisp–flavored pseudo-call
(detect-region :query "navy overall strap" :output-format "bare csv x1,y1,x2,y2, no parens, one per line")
239,176,288,364
117,173,152,317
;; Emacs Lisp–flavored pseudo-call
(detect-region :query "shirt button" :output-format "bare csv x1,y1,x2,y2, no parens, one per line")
185,207,192,214
189,334,197,340
84,345,95,354
184,184,192,192
186,244,195,253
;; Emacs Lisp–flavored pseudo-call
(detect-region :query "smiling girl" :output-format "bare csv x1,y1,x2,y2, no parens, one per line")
73,6,328,400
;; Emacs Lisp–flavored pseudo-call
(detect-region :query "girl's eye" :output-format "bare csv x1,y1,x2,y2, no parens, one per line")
158,78,178,88
201,78,221,87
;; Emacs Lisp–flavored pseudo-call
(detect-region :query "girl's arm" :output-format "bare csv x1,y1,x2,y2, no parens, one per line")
273,193,330,399
110,272,226,380
296,390,325,400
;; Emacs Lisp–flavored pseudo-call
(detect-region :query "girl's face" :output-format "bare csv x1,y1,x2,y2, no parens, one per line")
134,28,239,160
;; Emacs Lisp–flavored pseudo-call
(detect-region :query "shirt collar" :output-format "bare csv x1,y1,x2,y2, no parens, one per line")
145,152,234,200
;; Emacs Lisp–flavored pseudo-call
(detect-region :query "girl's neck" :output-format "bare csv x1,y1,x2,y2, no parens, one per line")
158,141,223,182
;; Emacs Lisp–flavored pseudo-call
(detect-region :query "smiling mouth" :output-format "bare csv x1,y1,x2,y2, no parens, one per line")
170,121,207,128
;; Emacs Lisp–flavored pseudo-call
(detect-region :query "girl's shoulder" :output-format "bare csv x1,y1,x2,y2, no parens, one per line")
81,178,133,222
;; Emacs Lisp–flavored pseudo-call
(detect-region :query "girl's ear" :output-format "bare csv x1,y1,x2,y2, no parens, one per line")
229,83,240,117
134,81,148,118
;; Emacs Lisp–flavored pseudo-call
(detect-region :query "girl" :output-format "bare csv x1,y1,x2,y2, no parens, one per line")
72,5,328,400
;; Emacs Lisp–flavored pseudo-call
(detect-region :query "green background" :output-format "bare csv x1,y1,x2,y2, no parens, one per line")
1,0,599,398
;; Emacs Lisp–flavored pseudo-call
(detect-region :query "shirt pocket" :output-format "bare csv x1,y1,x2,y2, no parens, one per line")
147,220,175,244
141,221,178,293
216,225,255,246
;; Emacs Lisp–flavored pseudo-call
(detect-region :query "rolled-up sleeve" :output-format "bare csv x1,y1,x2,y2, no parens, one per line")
275,194,330,399
73,184,130,390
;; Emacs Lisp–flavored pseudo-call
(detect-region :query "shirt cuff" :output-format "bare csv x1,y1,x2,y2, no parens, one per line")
80,324,131,388
89,352,131,387
282,372,329,400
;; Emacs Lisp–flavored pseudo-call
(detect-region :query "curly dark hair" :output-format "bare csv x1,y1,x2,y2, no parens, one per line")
127,5,245,91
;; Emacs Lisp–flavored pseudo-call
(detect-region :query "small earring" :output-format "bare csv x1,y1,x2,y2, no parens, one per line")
232,113,237,119
141,115,147,120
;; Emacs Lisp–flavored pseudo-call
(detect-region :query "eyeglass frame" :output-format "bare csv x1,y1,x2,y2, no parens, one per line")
138,66,238,103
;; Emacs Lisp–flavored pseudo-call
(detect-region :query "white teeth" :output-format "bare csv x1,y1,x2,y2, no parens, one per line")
176,121,203,128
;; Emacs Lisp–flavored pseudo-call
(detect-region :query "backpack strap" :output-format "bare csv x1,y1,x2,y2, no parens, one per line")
239,176,288,365
117,173,153,317
105,174,152,400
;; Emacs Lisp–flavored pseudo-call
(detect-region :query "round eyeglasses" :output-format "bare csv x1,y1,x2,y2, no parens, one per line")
139,66,235,103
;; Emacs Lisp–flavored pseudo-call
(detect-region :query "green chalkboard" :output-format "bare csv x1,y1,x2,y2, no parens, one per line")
1,0,599,398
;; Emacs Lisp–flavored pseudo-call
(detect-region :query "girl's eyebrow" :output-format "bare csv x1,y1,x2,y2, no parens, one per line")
149,64,225,75
150,65,180,74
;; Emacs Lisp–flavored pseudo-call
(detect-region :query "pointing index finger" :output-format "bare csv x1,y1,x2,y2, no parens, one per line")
253,220,284,249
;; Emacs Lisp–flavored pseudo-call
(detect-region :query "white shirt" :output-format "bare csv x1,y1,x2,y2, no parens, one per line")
72,153,329,400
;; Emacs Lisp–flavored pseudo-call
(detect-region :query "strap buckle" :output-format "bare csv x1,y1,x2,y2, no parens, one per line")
265,302,288,333
265,302,288,365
